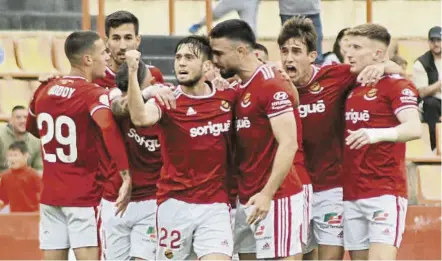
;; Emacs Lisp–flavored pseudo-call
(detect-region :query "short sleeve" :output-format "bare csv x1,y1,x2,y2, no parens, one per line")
387,77,419,115
87,87,111,116
259,79,294,118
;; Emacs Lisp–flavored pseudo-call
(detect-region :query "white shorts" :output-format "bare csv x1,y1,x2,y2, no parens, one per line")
39,204,100,250
156,198,233,260
344,195,408,250
234,193,303,259
100,198,157,260
301,184,313,253
309,187,344,248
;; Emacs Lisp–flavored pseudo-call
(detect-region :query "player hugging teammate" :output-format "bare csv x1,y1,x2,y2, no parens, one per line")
28,9,421,261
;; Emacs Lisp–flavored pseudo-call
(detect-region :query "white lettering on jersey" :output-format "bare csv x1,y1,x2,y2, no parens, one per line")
345,109,370,124
47,85,76,98
127,128,160,152
400,88,418,104
236,117,251,131
190,120,231,137
298,100,326,118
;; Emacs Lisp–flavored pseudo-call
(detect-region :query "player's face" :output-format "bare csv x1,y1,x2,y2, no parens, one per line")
174,44,205,87
10,109,27,134
254,49,268,62
280,37,317,86
346,35,385,74
7,149,28,169
429,38,441,56
91,39,110,79
106,23,141,65
211,37,241,79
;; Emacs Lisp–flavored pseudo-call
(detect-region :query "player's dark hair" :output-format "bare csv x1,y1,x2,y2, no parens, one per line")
209,19,256,47
116,60,147,92
174,35,212,61
254,42,268,56
11,105,26,113
346,24,391,47
65,31,101,65
277,16,317,53
105,11,139,37
8,141,28,154
333,28,350,63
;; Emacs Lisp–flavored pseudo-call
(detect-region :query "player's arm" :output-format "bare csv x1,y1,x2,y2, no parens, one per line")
125,50,163,127
357,60,405,86
26,92,40,138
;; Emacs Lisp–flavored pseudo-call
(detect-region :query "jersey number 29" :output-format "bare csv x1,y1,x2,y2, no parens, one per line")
37,113,77,163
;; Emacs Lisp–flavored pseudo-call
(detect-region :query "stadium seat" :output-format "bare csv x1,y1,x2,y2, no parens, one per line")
0,79,32,115
0,37,23,77
15,34,59,77
416,165,441,205
406,123,433,158
436,123,441,155
52,36,70,75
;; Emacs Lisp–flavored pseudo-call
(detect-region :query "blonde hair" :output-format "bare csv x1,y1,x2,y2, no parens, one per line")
346,24,391,47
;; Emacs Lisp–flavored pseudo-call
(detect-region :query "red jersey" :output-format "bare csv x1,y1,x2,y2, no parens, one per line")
293,109,311,185
27,76,112,207
0,166,41,212
94,65,165,202
343,75,419,200
154,84,236,205
297,64,356,192
234,64,302,204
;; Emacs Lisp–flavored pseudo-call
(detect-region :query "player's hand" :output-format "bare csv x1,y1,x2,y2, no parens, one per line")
212,76,230,91
150,84,176,110
245,192,272,225
357,63,384,86
115,178,132,217
346,129,371,149
38,73,59,83
125,50,141,71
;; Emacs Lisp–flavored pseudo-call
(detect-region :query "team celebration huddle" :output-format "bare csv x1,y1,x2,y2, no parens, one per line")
27,9,421,261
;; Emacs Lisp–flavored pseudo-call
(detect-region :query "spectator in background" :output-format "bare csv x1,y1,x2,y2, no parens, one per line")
254,42,269,62
278,0,323,63
0,141,41,212
323,27,350,65
0,106,42,172
188,0,260,35
412,26,441,150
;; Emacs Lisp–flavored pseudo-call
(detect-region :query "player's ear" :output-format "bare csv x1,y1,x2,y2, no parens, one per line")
236,44,248,57
135,35,141,49
82,53,93,66
202,60,213,74
308,51,318,64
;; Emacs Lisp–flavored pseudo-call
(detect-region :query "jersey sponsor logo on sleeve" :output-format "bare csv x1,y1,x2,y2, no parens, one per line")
298,100,325,118
220,100,231,112
309,82,324,94
363,88,378,101
127,128,160,151
400,88,418,104
189,120,231,137
345,109,370,123
271,91,292,111
47,85,76,98
241,93,252,108
235,117,251,131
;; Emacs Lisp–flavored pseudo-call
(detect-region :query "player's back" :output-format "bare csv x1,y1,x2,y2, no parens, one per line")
31,76,108,207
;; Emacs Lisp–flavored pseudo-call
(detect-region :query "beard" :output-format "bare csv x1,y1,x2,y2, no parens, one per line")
177,72,202,87
219,67,237,79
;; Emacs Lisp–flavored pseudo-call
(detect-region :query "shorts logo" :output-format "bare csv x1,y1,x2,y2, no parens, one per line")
323,212,342,224
383,228,391,235
373,210,389,221
165,249,173,259
220,100,231,112
309,82,324,94
262,242,270,250
337,231,344,238
221,240,229,246
147,226,156,239
363,88,378,101
255,225,265,236
241,93,251,108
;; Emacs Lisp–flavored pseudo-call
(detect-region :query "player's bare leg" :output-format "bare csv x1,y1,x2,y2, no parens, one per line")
239,253,257,260
302,248,318,260
368,243,398,260
318,245,344,260
200,253,231,260
349,249,368,260
73,246,100,260
43,249,69,260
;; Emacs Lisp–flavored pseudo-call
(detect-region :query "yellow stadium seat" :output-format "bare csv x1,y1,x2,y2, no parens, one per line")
436,123,441,155
0,79,32,116
406,123,433,158
416,165,441,205
15,35,58,76
52,36,70,75
0,37,23,77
